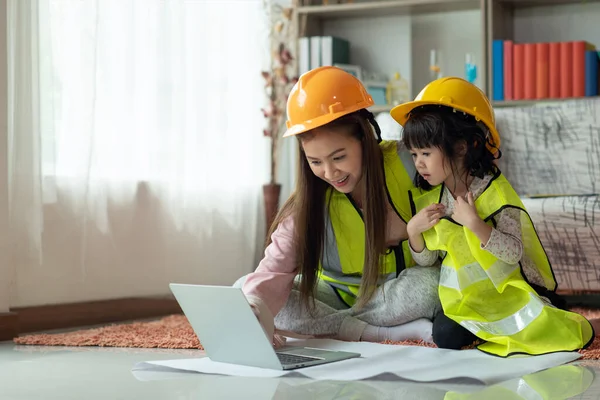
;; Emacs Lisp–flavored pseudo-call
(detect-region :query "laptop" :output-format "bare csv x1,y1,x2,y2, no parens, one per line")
169,283,361,370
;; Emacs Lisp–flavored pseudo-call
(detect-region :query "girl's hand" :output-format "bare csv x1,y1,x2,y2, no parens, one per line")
407,203,446,237
452,192,480,229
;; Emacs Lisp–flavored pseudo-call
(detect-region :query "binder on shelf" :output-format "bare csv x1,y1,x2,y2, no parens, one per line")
298,37,310,75
310,36,321,69
320,36,350,67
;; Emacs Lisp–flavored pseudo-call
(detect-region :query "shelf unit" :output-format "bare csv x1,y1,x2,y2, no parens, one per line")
492,96,596,108
486,0,600,106
297,0,486,108
295,0,600,109
297,0,480,18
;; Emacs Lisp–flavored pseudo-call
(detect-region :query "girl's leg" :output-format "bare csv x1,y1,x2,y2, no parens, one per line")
431,312,478,349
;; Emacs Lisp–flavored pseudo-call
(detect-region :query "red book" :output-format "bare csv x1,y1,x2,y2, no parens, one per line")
548,42,561,98
559,41,573,98
513,44,525,100
503,40,514,100
536,43,549,99
523,43,536,100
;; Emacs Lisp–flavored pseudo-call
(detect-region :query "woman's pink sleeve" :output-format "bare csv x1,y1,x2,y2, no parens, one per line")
242,216,298,322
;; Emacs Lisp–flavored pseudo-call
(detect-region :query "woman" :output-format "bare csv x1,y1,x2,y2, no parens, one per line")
235,66,468,348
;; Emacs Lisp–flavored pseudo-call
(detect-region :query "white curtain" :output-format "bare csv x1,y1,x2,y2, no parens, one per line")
7,0,270,305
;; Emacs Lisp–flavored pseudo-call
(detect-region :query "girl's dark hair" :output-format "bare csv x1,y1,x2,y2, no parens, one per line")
401,104,500,190
266,110,387,310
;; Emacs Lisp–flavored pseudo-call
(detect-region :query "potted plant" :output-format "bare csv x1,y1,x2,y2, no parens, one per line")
261,1,298,232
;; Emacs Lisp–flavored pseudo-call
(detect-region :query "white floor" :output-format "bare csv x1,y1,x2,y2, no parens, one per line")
3,339,600,400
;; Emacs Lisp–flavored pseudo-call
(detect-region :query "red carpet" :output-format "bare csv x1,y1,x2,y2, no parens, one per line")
13,308,600,359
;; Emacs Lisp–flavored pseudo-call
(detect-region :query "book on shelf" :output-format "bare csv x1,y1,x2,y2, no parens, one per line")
492,39,599,103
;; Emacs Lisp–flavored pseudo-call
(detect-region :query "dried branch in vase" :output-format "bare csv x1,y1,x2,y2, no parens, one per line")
261,0,299,185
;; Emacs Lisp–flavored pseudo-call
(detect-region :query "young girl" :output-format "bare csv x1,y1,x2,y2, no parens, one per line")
234,66,468,348
391,77,594,356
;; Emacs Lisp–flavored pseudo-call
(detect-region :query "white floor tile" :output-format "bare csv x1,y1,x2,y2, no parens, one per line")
2,340,600,399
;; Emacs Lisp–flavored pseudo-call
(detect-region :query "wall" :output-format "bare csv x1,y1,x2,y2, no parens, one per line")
412,9,483,93
10,191,261,307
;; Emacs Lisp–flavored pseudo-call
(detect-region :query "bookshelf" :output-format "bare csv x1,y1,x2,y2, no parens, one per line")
294,0,600,108
487,0,600,106
493,96,593,108
297,0,480,18
297,0,486,105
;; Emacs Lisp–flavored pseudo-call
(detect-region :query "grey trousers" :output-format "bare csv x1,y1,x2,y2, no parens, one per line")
234,266,442,341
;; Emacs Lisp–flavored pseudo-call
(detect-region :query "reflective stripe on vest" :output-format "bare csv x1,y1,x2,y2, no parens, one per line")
439,260,519,291
459,293,545,336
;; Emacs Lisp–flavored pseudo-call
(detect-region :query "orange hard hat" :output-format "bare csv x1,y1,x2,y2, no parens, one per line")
390,77,500,151
283,66,374,137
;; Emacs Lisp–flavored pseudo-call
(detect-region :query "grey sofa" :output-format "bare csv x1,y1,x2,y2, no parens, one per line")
495,98,600,294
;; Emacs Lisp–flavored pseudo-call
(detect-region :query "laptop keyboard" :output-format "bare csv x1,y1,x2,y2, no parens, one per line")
276,352,319,365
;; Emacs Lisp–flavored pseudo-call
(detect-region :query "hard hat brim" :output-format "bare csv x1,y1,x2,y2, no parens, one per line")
283,101,373,138
390,100,501,151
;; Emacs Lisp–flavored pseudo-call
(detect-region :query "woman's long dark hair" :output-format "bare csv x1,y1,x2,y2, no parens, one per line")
265,110,388,310
401,105,500,190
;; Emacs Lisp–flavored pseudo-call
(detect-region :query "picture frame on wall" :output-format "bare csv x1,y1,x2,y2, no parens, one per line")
334,64,362,81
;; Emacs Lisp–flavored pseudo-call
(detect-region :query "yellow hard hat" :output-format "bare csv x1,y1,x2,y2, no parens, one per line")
283,66,374,137
390,77,500,151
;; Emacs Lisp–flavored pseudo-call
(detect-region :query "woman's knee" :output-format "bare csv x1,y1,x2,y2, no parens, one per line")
401,266,443,315
432,312,478,350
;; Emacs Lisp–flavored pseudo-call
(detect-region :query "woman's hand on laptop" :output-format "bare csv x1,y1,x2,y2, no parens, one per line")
272,334,287,348
250,303,287,348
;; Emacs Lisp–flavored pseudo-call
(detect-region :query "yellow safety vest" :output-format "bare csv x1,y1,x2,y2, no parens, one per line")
318,140,416,306
410,171,594,356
